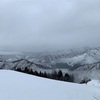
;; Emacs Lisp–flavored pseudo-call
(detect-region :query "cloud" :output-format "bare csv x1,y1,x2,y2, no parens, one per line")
0,0,100,51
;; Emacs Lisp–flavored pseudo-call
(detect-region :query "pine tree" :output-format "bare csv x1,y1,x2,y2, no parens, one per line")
57,70,63,80
64,73,70,81
52,70,57,79
43,72,47,78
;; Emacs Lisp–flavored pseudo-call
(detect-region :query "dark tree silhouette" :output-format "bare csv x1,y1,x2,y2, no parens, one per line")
43,72,47,78
63,73,70,81
15,67,75,83
57,70,63,80
52,71,58,79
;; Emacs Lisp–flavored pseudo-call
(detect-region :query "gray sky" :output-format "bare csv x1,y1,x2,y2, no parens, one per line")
0,0,100,52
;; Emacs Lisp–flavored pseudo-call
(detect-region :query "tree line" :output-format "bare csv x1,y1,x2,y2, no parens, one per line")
15,67,74,82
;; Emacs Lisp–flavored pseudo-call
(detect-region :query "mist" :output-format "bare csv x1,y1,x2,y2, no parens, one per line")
0,0,100,52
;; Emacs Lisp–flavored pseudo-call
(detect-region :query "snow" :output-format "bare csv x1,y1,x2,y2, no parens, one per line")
0,70,100,100
87,80,100,88
59,48,100,66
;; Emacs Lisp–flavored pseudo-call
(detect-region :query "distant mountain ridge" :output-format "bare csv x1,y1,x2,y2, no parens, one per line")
0,46,100,72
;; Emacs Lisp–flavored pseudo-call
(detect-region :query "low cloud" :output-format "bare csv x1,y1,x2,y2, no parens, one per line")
0,0,100,51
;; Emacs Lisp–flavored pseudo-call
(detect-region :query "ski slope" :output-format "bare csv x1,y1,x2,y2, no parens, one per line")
0,70,100,100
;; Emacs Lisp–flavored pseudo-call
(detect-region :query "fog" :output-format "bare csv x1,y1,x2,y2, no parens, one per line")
0,0,100,52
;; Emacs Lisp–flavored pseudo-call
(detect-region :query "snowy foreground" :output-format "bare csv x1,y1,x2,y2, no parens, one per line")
0,70,100,100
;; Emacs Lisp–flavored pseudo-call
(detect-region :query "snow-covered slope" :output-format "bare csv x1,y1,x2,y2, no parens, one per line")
32,47,91,64
0,59,50,73
29,47,100,69
0,70,100,100
87,80,100,87
65,47,100,66
74,62,100,71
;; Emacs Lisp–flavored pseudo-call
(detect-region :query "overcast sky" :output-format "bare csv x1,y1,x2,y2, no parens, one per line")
0,0,100,52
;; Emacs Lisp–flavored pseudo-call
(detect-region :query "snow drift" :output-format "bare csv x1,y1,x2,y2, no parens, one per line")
0,70,100,100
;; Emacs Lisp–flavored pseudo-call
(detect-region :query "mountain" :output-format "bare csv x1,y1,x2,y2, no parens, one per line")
66,47,100,66
0,46,100,72
0,59,51,73
0,70,100,100
31,47,100,71
32,46,91,64
74,61,100,71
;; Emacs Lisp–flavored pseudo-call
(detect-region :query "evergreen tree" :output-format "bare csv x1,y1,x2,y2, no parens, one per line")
64,73,70,81
29,68,33,74
39,71,42,76
57,70,63,80
16,68,21,72
43,72,47,78
52,70,57,79
69,74,74,82
24,67,29,73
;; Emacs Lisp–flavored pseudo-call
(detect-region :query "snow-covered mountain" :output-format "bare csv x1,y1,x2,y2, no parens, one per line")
31,47,100,71
74,61,100,71
0,59,51,73
32,46,91,64
1,47,100,72
66,47,100,66
0,70,100,100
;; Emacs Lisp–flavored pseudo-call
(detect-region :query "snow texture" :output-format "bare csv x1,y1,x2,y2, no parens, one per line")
0,70,100,100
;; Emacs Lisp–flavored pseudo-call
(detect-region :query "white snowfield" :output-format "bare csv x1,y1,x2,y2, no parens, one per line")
0,70,100,100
